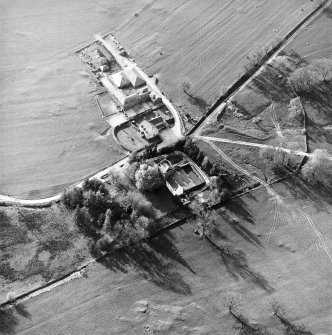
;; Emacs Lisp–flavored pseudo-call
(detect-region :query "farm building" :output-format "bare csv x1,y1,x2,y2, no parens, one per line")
111,71,130,88
148,116,167,131
123,68,146,88
150,93,163,105
159,160,205,196
97,45,114,63
139,120,159,140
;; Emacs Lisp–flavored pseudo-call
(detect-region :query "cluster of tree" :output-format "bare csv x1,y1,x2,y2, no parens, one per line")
134,163,165,192
195,209,220,239
301,149,332,190
129,138,234,201
289,58,332,92
61,178,156,252
259,143,302,178
181,138,235,190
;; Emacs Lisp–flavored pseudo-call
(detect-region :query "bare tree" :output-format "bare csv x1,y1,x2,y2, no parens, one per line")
302,149,332,189
271,302,313,335
225,298,270,335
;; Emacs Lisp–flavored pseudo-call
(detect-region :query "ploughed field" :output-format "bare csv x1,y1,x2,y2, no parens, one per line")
116,0,319,127
7,178,332,335
0,0,151,198
0,0,320,197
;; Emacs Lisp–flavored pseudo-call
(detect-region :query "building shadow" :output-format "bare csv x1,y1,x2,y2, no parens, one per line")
97,240,191,295
205,237,274,293
0,303,31,335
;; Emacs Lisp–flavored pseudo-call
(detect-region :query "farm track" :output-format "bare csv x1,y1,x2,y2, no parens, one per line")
204,139,332,267
195,135,332,160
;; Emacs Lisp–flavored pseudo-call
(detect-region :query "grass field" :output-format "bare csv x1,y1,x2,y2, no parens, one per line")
0,205,91,304
6,177,332,334
283,4,332,154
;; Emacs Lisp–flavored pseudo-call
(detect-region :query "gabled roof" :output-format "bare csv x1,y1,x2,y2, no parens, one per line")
111,71,130,88
123,68,146,88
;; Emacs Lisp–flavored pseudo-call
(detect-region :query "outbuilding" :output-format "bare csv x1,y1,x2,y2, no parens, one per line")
139,120,159,140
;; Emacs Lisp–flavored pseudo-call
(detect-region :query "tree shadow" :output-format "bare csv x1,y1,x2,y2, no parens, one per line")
229,223,264,249
250,65,294,103
224,198,255,225
0,303,31,335
282,175,332,212
300,82,332,118
306,116,332,149
97,241,191,295
149,235,196,274
211,227,228,241
205,237,274,293
274,313,313,335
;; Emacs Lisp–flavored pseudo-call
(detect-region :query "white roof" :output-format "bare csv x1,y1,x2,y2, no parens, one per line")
140,120,158,139
123,68,146,88
111,72,130,88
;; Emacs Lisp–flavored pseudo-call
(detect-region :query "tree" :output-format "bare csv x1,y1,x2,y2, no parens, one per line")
196,151,205,164
74,206,92,236
209,163,221,176
271,302,313,335
125,190,156,219
289,66,318,92
201,156,212,173
182,81,210,114
311,58,332,83
135,164,164,192
183,138,200,161
101,208,114,234
225,298,271,335
301,149,332,189
61,187,83,209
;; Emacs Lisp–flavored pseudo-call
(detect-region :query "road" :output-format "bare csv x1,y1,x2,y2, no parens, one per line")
195,135,332,161
0,156,129,207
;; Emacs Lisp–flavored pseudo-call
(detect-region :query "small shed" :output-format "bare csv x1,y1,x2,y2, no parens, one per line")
139,120,159,140
97,45,114,63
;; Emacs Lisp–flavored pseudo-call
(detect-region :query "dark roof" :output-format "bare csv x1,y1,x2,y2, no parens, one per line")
98,45,114,62
167,164,204,191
